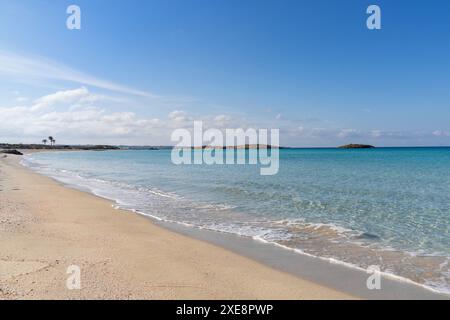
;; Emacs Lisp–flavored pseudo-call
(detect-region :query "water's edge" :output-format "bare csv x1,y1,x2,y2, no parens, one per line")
20,153,450,299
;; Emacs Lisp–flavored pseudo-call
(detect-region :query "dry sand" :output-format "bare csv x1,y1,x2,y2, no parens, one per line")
0,154,354,299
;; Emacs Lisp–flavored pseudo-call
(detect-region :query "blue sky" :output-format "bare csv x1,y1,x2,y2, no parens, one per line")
1,0,450,146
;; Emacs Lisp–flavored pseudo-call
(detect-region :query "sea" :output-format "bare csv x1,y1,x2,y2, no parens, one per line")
22,147,450,294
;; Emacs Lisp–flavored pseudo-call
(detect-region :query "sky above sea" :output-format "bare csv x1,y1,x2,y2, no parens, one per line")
1,0,450,147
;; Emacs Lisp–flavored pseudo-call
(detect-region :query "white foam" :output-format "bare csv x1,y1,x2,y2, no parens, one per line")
21,155,450,296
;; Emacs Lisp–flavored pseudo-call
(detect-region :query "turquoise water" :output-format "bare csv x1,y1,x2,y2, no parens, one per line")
23,148,450,293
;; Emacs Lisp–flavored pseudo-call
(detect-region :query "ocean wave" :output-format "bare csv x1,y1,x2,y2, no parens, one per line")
21,154,450,296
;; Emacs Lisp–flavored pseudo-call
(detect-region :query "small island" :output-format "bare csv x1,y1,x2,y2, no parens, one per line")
338,144,375,149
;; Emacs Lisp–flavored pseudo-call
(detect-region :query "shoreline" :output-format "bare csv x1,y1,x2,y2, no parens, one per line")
2,152,448,299
0,153,354,299
156,219,450,299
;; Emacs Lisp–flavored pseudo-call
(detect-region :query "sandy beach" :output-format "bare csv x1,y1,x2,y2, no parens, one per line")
0,153,354,300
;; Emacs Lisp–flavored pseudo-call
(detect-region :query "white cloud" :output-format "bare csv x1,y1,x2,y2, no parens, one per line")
0,87,165,143
2,86,448,147
0,51,157,98
0,89,242,145
168,110,187,120
432,130,450,137
214,114,231,122
370,130,382,138
0,104,164,143
31,87,91,111
212,114,233,127
337,128,359,138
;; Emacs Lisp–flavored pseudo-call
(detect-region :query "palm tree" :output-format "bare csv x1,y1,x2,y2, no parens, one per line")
48,136,54,147
42,139,47,145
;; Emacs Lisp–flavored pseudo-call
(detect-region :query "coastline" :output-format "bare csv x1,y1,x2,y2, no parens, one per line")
2,152,448,300
0,153,354,299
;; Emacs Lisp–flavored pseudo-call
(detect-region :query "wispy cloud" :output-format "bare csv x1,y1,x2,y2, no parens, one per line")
432,130,450,137
0,87,247,145
31,87,90,111
0,51,157,98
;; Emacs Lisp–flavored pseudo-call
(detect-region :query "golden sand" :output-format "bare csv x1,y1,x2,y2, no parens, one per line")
0,154,353,299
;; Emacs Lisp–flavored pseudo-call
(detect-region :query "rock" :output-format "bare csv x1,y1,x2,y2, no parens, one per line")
338,144,375,149
1,149,23,155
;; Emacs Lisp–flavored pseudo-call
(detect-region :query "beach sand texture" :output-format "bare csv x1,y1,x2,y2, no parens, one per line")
0,154,353,299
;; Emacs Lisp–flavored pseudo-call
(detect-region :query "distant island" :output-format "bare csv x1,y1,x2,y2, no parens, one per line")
338,144,375,149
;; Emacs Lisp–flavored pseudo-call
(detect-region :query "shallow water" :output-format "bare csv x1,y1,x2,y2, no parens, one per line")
23,148,450,294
